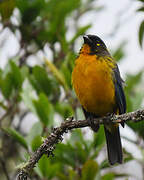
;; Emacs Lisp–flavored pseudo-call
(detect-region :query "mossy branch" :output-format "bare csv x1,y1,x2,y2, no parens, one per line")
17,109,144,180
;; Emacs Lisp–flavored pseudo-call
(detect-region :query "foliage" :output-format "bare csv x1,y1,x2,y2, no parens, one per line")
0,0,143,180
137,0,144,48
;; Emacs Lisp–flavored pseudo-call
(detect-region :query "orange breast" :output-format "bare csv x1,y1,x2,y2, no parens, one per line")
72,54,116,116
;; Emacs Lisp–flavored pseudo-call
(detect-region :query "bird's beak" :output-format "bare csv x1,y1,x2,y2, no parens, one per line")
83,35,92,44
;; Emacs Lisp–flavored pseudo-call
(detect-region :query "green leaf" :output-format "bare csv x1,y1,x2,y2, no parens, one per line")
0,0,15,20
99,160,110,169
29,66,53,96
0,72,13,99
55,102,73,118
137,6,144,12
36,154,60,179
33,93,54,126
68,169,78,180
93,126,105,147
67,130,90,164
75,141,89,164
101,173,115,180
0,68,2,78
81,159,98,180
31,135,43,151
70,129,90,155
54,143,76,167
10,61,23,89
45,58,69,93
16,0,45,24
139,20,144,48
56,173,68,180
39,0,81,43
57,169,78,180
3,128,28,149
102,172,129,179
137,0,144,3
0,61,23,99
20,66,29,80
0,101,7,110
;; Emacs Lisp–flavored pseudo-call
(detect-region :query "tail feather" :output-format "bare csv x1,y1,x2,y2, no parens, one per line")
104,126,123,165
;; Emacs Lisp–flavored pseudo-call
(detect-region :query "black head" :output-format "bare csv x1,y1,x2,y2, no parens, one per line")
83,35,109,55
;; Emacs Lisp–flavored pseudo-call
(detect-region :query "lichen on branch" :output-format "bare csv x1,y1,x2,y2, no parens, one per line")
17,109,144,180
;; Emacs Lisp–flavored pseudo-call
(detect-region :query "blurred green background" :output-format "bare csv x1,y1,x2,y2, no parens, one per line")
0,0,144,179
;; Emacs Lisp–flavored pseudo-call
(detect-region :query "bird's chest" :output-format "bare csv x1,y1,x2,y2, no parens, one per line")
72,55,116,115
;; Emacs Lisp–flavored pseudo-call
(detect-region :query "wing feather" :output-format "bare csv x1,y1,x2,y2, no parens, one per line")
113,65,126,114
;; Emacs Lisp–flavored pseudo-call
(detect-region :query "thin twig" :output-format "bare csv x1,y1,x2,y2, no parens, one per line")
17,109,144,180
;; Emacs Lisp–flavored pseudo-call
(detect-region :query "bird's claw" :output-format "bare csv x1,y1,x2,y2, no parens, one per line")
88,117,99,132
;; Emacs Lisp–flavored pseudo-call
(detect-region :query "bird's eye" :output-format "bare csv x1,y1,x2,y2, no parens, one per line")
96,43,100,46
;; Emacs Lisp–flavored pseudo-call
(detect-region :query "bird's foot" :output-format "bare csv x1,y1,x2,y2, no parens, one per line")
106,113,124,127
106,113,115,119
88,116,99,132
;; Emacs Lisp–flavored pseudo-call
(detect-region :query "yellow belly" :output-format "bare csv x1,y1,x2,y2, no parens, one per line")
72,54,116,116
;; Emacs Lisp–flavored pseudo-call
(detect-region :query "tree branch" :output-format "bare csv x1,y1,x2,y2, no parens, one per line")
17,109,144,180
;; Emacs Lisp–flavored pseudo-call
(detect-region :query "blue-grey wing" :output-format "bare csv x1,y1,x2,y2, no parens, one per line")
113,65,126,115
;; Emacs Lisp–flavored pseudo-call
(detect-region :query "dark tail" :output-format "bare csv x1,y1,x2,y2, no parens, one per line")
104,125,123,165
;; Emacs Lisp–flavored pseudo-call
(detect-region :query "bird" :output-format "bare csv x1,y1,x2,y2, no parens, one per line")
72,34,126,165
